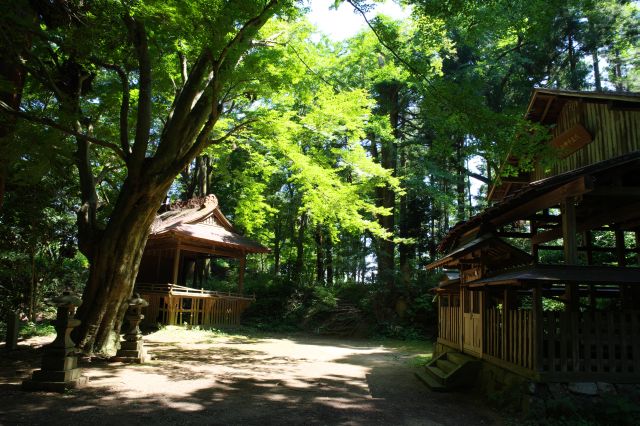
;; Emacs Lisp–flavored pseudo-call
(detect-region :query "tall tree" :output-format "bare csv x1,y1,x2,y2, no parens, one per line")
3,0,296,353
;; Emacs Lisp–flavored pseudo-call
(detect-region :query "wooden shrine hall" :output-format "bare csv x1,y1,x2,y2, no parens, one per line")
425,89,640,388
135,195,269,327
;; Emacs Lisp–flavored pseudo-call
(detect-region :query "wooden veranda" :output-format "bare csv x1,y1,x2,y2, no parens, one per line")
136,283,255,327
135,195,269,327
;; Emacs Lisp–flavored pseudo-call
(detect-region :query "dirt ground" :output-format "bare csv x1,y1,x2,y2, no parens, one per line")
0,329,503,425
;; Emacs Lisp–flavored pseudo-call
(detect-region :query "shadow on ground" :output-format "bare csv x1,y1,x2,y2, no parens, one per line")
0,334,500,426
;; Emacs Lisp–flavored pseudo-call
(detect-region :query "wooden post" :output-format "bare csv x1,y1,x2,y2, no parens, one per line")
532,284,543,373
531,219,539,263
615,229,626,267
636,230,640,266
616,229,630,309
172,246,181,285
561,197,579,310
502,288,510,361
238,256,246,295
584,230,593,265
585,231,596,309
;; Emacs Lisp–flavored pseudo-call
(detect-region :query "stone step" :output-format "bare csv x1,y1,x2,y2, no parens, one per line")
446,351,475,366
436,359,457,374
414,369,446,392
426,365,447,383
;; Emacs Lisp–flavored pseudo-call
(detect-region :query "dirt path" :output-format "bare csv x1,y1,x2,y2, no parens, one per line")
0,330,502,425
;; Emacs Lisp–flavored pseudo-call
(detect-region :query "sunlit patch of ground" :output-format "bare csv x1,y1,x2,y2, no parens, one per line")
0,328,500,425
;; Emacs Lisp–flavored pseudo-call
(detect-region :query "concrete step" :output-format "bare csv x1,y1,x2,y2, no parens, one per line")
414,369,446,392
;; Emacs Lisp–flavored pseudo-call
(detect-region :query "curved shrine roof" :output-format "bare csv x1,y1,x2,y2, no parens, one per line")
150,195,269,254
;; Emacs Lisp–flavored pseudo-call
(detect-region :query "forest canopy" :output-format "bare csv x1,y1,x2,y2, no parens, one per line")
1,0,638,353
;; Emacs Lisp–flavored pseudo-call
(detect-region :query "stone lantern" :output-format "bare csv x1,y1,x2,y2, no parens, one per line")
22,290,88,392
113,293,149,363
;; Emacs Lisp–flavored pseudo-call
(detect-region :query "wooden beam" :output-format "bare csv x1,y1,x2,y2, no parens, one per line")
537,245,640,253
529,214,561,223
495,231,533,238
490,176,593,227
589,186,640,198
532,201,640,245
539,96,555,123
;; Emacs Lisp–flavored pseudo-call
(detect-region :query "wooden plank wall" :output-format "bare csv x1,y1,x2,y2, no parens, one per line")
542,310,640,379
534,101,640,180
438,306,461,348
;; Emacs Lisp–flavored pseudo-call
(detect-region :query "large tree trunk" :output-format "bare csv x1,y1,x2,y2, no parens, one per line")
75,179,170,353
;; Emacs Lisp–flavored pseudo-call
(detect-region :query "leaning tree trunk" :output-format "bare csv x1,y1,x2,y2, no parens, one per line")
74,179,171,353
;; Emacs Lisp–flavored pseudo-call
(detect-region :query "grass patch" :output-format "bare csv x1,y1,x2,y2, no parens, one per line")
370,338,434,367
19,321,55,338
150,325,258,343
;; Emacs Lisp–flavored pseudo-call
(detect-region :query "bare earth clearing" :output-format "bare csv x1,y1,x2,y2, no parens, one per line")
0,330,502,425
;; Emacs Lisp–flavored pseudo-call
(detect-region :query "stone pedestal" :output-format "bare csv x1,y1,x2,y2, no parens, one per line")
5,311,19,351
113,294,149,363
22,291,88,392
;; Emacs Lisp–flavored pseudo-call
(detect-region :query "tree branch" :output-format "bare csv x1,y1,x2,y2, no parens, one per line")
124,15,152,167
96,61,130,158
209,119,255,146
0,101,126,159
214,0,282,74
178,51,188,85
467,170,490,184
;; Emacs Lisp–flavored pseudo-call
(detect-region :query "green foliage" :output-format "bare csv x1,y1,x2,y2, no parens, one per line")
19,321,56,338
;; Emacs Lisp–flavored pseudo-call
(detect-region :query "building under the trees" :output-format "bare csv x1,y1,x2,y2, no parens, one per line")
422,89,640,390
135,195,269,328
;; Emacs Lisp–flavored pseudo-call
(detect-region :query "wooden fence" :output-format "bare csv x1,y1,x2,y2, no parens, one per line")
438,306,461,347
484,307,533,371
541,310,640,379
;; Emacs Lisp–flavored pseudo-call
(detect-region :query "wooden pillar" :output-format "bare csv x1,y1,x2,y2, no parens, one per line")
532,284,543,373
615,229,626,267
238,256,246,294
561,197,581,369
585,231,596,309
502,288,512,361
616,229,630,309
584,231,593,265
561,197,579,310
172,246,181,285
531,220,539,263
636,230,640,266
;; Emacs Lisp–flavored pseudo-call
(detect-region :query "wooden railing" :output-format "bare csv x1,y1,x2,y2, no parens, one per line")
484,307,533,371
438,306,461,348
136,282,254,328
541,310,640,380
136,282,254,300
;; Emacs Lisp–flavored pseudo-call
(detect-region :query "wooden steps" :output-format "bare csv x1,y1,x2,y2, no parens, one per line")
415,351,479,391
